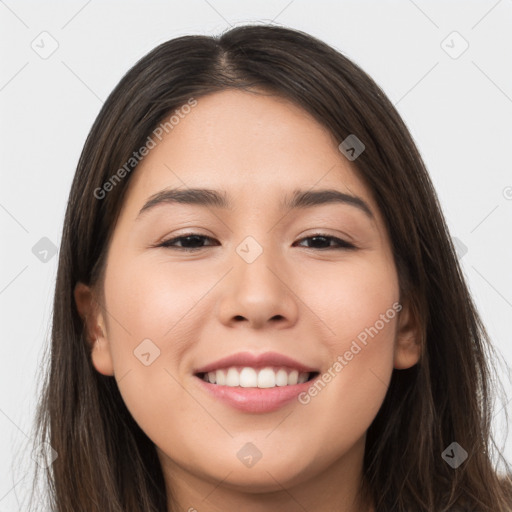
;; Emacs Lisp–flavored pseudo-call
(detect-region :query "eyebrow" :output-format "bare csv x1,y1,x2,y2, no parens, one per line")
136,187,374,219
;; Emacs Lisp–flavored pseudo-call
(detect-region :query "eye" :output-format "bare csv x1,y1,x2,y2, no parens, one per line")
157,232,356,252
293,233,356,250
158,233,218,252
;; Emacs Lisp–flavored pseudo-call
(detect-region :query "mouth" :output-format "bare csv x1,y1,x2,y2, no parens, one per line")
194,367,320,388
192,351,321,413
193,367,321,413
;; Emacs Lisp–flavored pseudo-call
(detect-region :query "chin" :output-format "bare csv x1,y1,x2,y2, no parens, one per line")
203,456,316,492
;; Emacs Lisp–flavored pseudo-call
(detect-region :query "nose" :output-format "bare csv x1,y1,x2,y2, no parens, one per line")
216,242,299,330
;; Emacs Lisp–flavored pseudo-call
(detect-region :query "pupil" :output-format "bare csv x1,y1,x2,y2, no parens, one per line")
311,236,329,248
183,235,202,247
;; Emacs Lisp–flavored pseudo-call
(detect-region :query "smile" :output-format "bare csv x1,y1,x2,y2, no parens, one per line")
197,366,318,388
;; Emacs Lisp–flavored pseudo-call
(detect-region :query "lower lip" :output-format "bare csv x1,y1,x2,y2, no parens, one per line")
194,374,318,413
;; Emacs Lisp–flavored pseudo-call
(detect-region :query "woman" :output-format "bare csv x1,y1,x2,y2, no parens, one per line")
28,24,512,511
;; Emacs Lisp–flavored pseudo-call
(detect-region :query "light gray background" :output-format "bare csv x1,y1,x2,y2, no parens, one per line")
1,1,511,509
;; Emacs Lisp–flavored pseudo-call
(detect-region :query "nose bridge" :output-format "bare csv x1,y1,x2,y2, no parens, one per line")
232,233,281,295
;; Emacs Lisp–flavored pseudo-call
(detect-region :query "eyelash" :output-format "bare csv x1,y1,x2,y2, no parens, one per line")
157,233,356,252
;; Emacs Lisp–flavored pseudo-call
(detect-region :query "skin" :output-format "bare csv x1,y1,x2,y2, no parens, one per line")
75,89,420,512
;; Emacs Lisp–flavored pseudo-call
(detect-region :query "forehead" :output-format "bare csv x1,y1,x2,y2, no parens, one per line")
121,89,377,217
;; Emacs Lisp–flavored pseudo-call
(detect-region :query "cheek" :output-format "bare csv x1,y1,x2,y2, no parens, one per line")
100,256,214,428
293,304,398,471
302,254,400,347
296,257,399,419
103,253,218,346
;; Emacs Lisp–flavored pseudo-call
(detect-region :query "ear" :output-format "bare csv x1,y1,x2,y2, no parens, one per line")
74,282,114,376
393,300,421,369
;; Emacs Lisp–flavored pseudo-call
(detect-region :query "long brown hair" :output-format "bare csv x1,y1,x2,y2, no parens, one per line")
26,24,512,511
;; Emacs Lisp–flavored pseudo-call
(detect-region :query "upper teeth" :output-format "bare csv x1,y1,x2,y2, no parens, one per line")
202,367,309,388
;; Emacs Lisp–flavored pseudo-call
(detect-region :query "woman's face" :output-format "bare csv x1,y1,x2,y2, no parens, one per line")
76,89,419,505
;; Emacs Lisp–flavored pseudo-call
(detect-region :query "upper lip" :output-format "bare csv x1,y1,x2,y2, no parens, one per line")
193,351,319,374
